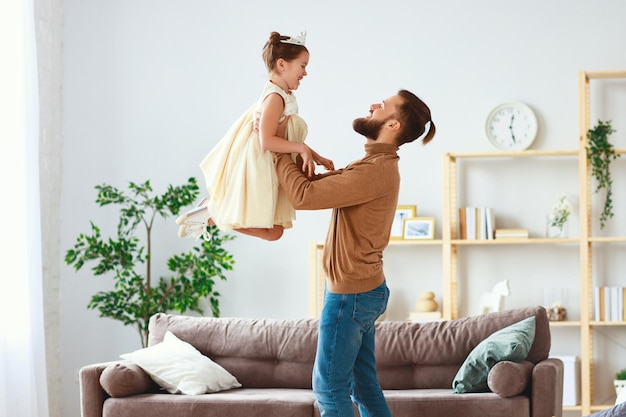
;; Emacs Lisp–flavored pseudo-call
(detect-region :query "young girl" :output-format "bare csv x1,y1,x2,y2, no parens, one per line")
176,31,333,241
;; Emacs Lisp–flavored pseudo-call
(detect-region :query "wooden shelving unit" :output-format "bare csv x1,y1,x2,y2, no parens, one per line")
578,70,626,415
441,70,626,415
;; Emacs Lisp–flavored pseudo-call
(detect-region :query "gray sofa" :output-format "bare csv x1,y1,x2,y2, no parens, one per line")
80,306,563,417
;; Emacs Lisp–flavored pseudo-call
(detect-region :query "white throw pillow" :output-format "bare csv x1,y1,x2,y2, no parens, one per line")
120,331,241,395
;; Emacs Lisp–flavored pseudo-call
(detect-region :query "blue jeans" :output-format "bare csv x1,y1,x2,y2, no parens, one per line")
313,281,392,417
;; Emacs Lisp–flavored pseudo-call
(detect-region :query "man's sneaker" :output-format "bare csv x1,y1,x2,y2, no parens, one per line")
176,198,211,239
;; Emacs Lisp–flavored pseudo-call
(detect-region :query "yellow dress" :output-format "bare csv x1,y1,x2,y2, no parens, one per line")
199,81,307,230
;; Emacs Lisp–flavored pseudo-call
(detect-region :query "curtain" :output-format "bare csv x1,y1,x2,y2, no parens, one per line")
0,0,50,416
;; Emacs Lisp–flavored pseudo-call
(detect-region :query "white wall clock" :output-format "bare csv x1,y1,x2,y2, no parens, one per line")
485,102,538,151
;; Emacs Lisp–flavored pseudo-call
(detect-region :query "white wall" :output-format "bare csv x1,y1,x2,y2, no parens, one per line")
59,0,626,415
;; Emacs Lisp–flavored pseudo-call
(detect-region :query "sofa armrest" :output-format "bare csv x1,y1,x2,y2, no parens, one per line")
488,360,534,397
79,361,118,417
531,358,564,417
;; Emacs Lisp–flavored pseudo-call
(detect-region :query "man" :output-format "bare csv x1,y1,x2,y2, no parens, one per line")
273,89,435,417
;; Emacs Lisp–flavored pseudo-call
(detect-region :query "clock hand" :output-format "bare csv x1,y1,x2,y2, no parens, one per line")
509,115,516,143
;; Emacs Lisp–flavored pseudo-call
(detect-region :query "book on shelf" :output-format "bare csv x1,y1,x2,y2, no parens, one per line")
466,207,476,240
484,207,495,240
477,207,486,240
494,228,529,239
459,207,467,239
593,286,625,321
594,286,603,321
458,206,495,240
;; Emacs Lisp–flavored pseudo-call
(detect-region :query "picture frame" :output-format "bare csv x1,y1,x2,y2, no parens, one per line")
403,217,435,240
391,205,417,240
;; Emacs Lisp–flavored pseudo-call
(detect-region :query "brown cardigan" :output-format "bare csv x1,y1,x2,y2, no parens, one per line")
274,142,400,294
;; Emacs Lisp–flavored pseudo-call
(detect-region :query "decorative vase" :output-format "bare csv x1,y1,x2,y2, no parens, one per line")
544,288,568,321
416,291,439,313
546,216,568,238
615,380,626,397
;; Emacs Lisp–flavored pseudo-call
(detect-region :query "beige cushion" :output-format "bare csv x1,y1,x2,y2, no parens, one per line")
487,360,534,397
100,361,159,398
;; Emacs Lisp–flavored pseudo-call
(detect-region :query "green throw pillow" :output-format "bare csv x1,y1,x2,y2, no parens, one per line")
452,316,536,393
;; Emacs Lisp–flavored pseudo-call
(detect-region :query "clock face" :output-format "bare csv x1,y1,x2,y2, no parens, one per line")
485,102,538,151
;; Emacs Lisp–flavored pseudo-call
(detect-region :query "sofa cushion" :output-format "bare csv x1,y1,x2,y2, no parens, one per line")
377,389,530,417
102,388,316,417
120,331,241,395
100,361,159,398
487,360,534,397
452,316,536,393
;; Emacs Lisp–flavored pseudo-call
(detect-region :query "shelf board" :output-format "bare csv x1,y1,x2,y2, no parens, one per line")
589,236,626,243
591,404,617,411
388,239,442,246
550,320,581,327
563,405,582,411
451,237,626,244
446,149,579,159
590,321,626,326
584,70,626,79
451,238,579,245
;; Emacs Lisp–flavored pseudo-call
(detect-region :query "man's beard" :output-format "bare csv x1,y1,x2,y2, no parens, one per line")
352,117,389,140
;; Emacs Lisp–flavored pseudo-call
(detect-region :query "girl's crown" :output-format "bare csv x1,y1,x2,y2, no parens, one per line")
281,31,307,46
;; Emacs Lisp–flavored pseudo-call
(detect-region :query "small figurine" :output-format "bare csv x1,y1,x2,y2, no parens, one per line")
479,279,510,314
416,291,439,313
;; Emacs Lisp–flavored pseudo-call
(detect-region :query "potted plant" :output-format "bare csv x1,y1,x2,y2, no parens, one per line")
65,177,235,347
615,369,626,396
586,120,620,229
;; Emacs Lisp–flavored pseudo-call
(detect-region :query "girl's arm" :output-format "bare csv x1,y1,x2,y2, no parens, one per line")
311,148,335,171
258,93,316,177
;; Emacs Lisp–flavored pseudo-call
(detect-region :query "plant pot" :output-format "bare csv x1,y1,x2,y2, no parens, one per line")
614,380,626,396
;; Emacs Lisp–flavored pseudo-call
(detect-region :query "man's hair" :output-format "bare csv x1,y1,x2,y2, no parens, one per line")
394,90,436,146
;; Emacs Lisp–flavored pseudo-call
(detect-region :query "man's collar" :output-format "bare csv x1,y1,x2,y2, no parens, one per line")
364,142,399,155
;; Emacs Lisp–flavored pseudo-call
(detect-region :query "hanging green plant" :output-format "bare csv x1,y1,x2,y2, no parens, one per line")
586,120,619,229
65,178,235,347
